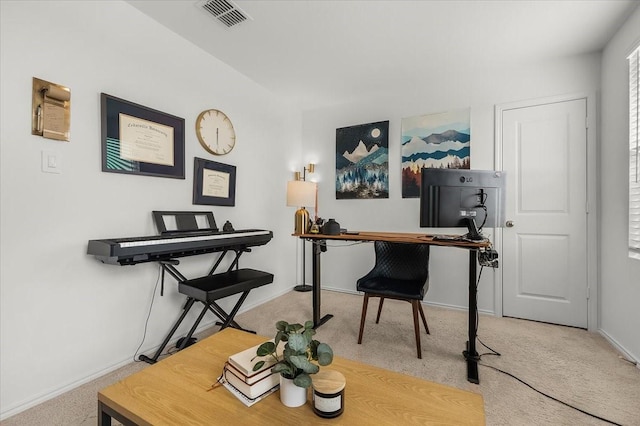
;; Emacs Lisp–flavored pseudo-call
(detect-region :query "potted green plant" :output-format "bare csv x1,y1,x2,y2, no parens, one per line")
253,320,333,407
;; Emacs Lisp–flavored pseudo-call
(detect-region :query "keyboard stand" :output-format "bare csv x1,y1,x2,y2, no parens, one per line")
138,249,273,364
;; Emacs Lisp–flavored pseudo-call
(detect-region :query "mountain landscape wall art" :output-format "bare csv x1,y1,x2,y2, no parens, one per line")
336,120,389,199
401,109,471,198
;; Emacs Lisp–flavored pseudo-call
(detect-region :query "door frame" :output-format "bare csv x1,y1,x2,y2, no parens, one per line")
494,92,598,331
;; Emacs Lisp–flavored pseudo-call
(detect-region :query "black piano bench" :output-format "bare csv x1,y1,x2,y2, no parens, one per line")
138,268,273,364
179,268,274,332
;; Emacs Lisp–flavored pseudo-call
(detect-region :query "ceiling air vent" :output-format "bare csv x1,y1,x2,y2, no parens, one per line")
199,0,252,28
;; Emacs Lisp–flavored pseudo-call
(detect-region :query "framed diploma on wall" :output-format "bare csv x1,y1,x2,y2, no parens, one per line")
193,157,236,206
100,93,185,179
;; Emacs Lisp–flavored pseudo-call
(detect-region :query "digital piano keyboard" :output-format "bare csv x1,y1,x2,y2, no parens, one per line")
87,229,273,265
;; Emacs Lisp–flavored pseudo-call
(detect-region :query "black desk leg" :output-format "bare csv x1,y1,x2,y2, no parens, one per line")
312,240,333,329
464,249,480,384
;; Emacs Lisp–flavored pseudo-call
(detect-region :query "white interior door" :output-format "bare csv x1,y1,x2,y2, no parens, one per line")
501,98,588,328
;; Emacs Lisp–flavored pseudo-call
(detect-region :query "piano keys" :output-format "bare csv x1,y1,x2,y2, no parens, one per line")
87,229,273,265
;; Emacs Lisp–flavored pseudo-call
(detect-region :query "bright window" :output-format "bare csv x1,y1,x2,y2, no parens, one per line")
630,45,640,259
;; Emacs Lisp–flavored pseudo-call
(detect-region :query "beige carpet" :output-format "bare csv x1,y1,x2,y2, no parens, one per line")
3,290,639,425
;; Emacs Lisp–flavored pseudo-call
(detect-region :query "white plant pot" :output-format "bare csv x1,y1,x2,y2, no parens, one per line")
279,376,307,407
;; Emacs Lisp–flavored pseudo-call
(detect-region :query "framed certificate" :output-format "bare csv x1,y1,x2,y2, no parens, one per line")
100,93,185,179
193,157,236,206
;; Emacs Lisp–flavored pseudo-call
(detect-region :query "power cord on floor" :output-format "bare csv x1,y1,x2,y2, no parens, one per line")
473,267,623,426
477,335,501,357
478,362,623,426
133,265,162,362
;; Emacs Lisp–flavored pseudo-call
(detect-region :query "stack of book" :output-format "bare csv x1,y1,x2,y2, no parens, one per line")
220,342,281,406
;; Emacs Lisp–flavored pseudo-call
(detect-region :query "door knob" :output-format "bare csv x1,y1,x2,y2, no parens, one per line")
506,220,515,228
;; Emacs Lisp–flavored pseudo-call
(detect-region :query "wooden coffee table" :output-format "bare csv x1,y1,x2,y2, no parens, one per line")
99,328,485,425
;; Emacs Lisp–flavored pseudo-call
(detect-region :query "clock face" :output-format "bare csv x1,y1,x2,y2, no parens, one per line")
195,109,236,155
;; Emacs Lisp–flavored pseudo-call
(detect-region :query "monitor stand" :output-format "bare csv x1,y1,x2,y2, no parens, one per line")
464,218,484,241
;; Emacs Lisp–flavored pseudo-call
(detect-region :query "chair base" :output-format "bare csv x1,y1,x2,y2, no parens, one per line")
358,293,430,359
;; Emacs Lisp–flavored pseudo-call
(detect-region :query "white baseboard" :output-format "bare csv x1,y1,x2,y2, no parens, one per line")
1,354,134,420
0,286,294,421
330,279,638,369
320,286,496,316
598,328,640,368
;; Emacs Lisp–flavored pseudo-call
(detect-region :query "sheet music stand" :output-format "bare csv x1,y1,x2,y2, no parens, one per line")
152,210,218,234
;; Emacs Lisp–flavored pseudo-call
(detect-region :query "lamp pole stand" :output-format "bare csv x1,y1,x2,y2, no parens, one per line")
289,163,316,293
294,238,312,292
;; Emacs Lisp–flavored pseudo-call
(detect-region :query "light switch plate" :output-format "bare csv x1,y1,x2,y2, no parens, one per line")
42,150,61,174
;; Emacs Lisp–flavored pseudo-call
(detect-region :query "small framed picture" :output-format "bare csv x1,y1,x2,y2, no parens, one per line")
193,157,236,206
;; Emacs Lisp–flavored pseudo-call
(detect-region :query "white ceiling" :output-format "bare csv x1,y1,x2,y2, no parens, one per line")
127,0,639,109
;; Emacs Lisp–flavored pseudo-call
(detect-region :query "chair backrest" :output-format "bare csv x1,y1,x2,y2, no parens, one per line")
372,241,430,284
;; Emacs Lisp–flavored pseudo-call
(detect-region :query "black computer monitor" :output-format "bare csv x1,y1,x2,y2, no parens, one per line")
419,169,505,240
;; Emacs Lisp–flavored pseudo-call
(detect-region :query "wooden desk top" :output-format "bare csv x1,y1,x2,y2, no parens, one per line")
295,230,491,249
99,328,485,425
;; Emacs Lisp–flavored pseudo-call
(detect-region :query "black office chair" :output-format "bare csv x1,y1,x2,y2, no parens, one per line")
357,241,431,358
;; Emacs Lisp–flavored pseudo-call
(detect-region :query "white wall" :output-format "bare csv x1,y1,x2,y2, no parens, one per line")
300,55,602,314
600,7,640,364
0,1,300,418
3,0,639,419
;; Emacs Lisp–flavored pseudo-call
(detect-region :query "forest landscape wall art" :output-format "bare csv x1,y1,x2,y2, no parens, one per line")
401,109,470,198
336,120,389,199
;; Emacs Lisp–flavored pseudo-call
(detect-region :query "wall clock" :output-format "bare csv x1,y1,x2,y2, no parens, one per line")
195,109,236,155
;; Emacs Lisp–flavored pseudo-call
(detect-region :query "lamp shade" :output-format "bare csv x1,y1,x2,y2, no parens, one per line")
286,180,317,207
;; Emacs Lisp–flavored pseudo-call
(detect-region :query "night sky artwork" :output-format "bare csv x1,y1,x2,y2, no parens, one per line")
336,120,389,199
